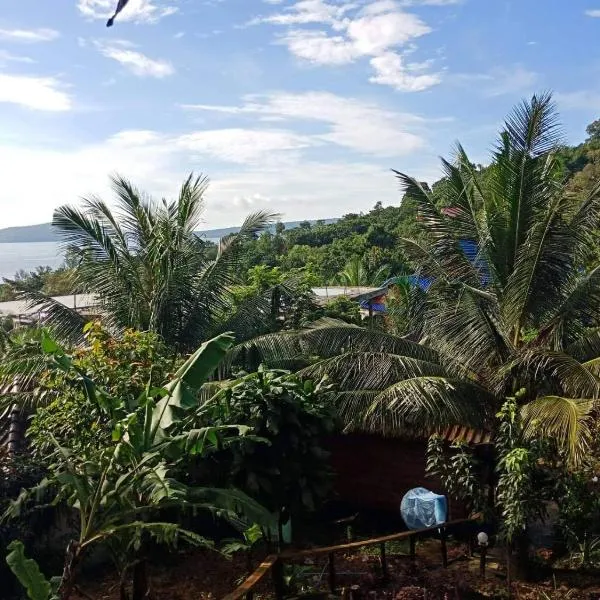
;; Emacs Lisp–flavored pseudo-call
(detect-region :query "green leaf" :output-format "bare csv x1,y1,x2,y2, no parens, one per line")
40,332,60,355
5,541,52,600
151,333,235,439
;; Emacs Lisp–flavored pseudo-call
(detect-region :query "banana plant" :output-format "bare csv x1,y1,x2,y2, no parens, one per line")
4,332,270,600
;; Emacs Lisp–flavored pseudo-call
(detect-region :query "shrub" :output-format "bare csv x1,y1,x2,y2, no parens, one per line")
204,368,337,530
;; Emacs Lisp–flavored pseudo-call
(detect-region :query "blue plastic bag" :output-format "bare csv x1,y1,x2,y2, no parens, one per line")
400,487,448,530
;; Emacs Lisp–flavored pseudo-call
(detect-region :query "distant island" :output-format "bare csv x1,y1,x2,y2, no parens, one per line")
0,219,338,244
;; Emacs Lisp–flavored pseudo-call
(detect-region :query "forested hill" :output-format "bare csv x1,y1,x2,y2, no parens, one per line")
233,118,600,286
0,219,338,244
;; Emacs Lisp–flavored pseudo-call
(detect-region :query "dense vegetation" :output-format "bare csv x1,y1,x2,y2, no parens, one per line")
2,96,600,600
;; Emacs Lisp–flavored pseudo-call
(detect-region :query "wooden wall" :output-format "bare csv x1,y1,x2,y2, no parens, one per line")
326,434,465,518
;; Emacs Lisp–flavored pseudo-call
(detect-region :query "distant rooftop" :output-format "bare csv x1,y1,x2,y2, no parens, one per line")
0,288,382,317
311,286,382,304
0,294,98,317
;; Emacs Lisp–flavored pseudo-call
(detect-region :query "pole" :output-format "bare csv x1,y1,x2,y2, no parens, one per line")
440,528,448,568
379,542,388,580
479,543,487,577
410,535,416,561
328,553,336,594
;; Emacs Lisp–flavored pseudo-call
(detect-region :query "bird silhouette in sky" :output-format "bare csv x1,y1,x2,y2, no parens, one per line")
107,0,131,27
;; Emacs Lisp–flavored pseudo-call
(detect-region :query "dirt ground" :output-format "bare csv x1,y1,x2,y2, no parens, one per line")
73,540,600,600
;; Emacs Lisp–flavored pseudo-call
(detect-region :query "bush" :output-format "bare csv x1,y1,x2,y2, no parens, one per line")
28,323,177,457
0,449,53,598
203,368,337,526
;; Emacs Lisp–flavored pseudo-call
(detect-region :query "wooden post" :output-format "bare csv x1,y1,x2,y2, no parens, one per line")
440,528,448,568
328,553,336,594
379,542,388,580
409,534,416,561
272,559,285,600
479,544,487,578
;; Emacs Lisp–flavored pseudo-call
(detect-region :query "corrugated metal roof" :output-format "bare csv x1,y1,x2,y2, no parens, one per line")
442,425,493,445
0,294,98,317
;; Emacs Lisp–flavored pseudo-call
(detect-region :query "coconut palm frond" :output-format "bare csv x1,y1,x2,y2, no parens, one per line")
488,93,563,280
543,265,600,347
301,320,439,362
298,352,448,392
502,192,573,335
521,396,595,467
568,329,600,364
423,286,509,375
334,390,380,432
516,349,600,398
7,287,88,346
394,172,481,286
363,376,495,437
107,0,131,27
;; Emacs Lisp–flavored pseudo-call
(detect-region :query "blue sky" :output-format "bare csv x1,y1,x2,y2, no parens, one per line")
0,0,599,229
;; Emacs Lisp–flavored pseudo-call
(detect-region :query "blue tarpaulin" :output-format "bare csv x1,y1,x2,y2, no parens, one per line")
400,487,448,530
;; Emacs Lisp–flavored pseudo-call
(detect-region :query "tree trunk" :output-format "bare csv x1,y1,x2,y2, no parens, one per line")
58,541,81,600
132,560,149,600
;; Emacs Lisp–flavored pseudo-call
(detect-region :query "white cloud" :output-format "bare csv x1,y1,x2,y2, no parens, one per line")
177,128,315,164
0,50,35,64
0,28,59,43
347,10,430,55
0,73,71,111
278,30,359,64
401,0,462,5
94,42,174,77
555,90,600,111
585,9,600,17
182,91,426,156
78,0,178,24
253,0,355,26
0,128,438,229
252,0,441,91
370,52,440,91
454,65,539,97
484,66,539,97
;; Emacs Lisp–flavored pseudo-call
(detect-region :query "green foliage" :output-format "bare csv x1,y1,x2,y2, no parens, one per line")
18,173,276,350
2,265,77,300
28,323,176,457
495,397,545,544
4,332,270,600
426,435,483,513
336,255,390,287
5,541,56,600
204,368,337,520
320,296,362,325
236,202,414,285
556,471,600,562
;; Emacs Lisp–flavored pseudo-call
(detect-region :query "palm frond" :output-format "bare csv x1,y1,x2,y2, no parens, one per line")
298,352,448,392
514,349,600,398
502,192,572,335
521,396,594,467
567,329,600,363
363,376,495,437
9,287,88,345
394,172,481,286
422,286,510,377
489,93,563,278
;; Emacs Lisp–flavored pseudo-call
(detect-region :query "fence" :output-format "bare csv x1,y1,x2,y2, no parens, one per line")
223,514,480,600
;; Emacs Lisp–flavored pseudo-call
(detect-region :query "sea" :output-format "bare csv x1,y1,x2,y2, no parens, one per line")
0,241,63,280
0,239,223,281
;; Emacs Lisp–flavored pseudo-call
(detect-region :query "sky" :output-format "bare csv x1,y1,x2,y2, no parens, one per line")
0,0,599,230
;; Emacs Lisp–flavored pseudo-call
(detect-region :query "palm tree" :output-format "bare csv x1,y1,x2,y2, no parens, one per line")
232,94,600,465
336,256,390,287
15,173,277,351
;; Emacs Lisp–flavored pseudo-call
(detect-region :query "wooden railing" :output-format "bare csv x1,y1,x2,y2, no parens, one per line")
222,515,480,600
